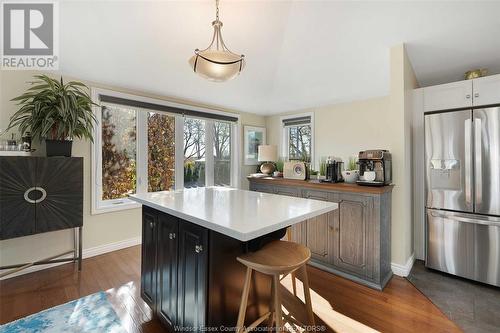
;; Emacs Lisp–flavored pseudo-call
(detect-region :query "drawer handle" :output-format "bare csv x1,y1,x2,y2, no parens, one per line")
150,221,155,228
195,245,203,253
169,232,176,240
24,187,47,204
466,94,471,99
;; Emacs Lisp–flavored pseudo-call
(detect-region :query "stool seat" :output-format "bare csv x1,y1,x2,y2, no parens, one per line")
236,240,315,333
237,240,311,275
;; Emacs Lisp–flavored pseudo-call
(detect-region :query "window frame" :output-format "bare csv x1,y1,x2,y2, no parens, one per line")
91,88,241,215
280,112,315,168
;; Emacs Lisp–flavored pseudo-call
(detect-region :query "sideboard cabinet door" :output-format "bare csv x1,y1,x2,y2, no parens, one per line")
332,194,374,279
141,208,158,308
35,157,83,233
157,212,179,329
0,157,36,240
302,190,333,263
177,222,208,331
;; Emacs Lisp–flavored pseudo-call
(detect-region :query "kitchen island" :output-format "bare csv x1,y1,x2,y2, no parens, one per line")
129,187,337,332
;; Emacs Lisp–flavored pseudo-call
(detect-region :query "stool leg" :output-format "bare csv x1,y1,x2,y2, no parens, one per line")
272,274,283,331
237,267,253,333
267,278,275,331
291,272,297,297
300,265,315,326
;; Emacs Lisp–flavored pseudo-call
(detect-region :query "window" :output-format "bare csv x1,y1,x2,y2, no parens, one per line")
214,121,231,186
91,89,240,214
281,114,314,163
184,118,206,188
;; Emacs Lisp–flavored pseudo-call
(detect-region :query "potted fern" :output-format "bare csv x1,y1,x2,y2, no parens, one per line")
7,75,97,157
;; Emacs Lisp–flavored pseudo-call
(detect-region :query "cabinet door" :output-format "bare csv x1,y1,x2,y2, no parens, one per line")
35,157,83,233
423,80,472,112
275,186,302,243
302,190,332,263
473,74,500,106
157,213,179,329
0,157,36,240
141,208,158,308
332,194,373,278
177,222,208,331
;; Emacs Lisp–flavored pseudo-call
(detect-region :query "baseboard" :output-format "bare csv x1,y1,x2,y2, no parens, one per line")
0,237,141,280
391,253,415,277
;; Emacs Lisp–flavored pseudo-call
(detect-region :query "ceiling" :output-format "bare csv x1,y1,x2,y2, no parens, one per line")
59,1,500,115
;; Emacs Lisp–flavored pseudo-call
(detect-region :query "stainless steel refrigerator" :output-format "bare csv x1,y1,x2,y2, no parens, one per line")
425,107,500,287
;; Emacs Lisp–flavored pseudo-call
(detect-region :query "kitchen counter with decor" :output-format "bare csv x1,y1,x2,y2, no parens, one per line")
248,176,394,290
129,187,337,332
247,176,394,194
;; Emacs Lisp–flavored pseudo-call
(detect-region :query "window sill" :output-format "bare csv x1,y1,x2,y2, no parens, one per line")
91,199,141,215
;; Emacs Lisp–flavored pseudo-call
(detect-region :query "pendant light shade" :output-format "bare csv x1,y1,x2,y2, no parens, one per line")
189,1,245,82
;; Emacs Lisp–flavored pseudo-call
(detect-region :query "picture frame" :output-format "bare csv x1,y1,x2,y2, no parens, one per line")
243,126,266,165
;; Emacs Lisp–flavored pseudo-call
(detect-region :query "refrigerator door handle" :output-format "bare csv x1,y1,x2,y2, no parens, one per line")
474,118,482,207
429,209,500,227
464,118,472,207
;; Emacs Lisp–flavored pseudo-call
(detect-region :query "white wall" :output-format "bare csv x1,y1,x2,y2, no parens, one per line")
266,45,419,270
0,70,265,272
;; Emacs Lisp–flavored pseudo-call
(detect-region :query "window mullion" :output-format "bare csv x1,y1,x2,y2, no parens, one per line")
137,111,148,193
231,123,240,188
205,119,215,187
175,115,185,190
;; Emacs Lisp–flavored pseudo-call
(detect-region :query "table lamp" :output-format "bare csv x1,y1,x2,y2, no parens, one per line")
258,145,277,175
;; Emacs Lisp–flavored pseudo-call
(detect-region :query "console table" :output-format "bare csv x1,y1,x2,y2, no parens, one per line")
248,177,393,290
0,156,83,277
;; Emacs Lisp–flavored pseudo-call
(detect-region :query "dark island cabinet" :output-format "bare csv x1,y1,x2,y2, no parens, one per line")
0,157,83,240
141,207,207,331
177,222,208,330
157,212,179,328
141,208,158,307
249,179,392,290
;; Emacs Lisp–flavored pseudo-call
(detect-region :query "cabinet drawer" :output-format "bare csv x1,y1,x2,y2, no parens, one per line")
274,186,299,197
302,189,330,201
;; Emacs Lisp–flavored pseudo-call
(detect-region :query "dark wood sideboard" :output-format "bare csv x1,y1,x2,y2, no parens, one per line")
248,177,393,290
0,157,84,273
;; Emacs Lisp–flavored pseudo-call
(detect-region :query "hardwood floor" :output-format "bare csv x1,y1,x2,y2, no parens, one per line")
0,246,461,333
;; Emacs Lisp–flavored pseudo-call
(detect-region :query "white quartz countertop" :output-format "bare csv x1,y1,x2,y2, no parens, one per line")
129,187,338,241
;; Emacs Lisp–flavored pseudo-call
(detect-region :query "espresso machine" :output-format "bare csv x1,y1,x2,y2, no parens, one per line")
357,150,392,186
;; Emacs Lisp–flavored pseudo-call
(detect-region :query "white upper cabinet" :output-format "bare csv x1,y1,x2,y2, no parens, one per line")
472,74,500,106
423,80,473,112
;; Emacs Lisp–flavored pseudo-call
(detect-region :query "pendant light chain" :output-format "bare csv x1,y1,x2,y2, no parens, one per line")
216,0,220,22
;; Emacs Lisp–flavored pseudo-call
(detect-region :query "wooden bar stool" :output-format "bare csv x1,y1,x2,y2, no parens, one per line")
236,240,315,333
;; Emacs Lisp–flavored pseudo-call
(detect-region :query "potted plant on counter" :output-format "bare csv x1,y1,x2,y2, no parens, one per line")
342,156,359,183
273,158,284,177
7,75,97,157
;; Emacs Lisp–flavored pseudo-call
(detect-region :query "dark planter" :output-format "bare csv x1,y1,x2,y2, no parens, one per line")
46,139,73,157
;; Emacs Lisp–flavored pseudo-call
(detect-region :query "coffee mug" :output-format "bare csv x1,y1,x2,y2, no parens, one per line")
363,171,376,181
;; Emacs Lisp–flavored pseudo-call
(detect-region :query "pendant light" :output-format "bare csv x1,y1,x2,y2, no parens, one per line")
188,0,245,82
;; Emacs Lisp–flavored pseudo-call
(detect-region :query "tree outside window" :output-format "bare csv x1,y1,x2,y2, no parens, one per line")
288,125,311,162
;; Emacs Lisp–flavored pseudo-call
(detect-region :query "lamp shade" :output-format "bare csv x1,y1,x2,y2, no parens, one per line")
258,145,277,162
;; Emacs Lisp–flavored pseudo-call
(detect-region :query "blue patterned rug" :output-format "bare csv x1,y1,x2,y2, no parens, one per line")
0,291,127,333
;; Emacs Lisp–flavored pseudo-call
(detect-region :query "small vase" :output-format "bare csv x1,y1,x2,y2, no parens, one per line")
46,139,73,157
